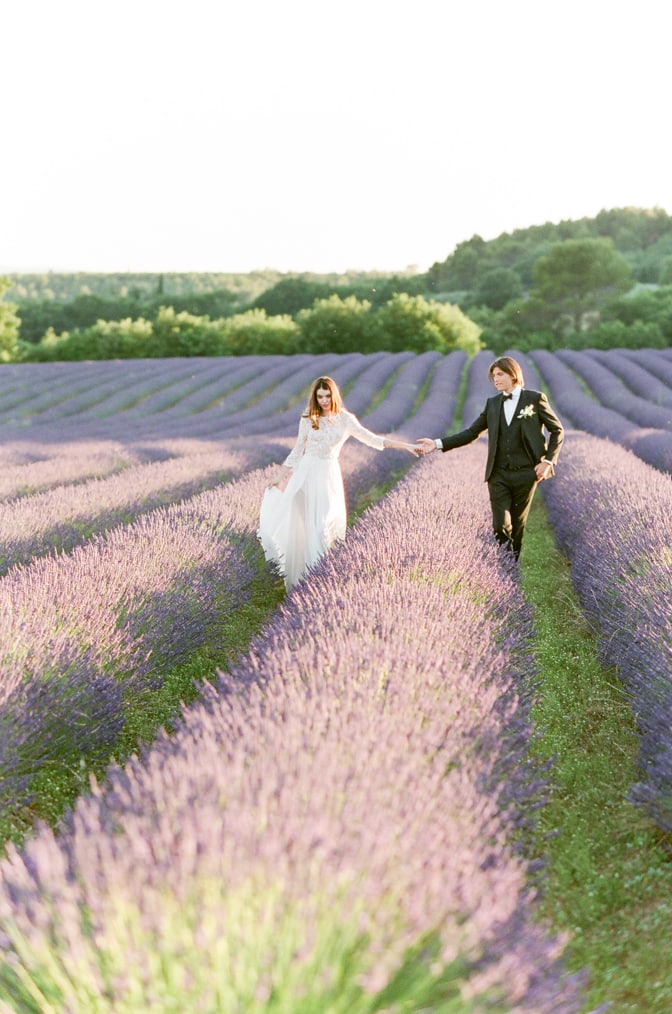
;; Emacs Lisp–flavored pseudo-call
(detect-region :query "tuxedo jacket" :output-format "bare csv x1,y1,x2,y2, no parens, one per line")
439,388,564,481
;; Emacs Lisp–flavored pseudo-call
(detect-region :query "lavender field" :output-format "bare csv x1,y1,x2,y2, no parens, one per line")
0,349,671,1011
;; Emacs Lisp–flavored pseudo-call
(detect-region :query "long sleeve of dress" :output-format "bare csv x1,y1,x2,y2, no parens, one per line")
343,411,385,450
282,416,310,468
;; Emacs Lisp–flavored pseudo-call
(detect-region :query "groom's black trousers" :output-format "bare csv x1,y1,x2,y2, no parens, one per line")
487,465,538,559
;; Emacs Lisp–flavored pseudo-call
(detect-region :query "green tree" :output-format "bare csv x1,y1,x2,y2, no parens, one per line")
0,278,21,361
147,289,239,320
23,318,155,361
220,309,300,354
531,238,633,333
659,259,672,285
608,284,672,342
252,278,336,317
297,295,374,353
148,307,224,357
17,293,145,343
563,319,666,350
371,293,482,355
473,267,523,310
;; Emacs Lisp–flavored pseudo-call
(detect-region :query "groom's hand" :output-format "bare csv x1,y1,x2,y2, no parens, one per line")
416,438,437,455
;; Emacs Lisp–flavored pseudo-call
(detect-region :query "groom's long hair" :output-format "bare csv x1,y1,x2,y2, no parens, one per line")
488,356,525,388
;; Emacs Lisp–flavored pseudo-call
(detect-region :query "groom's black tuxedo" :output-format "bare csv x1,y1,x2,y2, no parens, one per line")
438,388,564,557
438,388,564,479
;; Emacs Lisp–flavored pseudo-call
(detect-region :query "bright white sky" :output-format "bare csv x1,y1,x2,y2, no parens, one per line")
2,0,670,275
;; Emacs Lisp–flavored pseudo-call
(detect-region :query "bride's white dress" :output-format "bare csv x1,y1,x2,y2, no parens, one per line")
258,410,385,588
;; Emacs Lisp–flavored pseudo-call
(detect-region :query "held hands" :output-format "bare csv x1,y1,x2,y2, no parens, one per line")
386,438,423,457
404,442,422,457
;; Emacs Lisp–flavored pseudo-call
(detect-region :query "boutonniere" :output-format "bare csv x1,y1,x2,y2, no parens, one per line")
517,404,536,420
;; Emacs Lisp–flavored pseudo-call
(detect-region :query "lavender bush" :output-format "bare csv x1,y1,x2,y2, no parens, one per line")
354,350,438,431
619,348,672,390
556,349,672,431
0,442,274,573
586,349,672,409
0,462,286,820
541,431,672,833
0,447,582,1012
0,441,139,500
461,349,496,422
0,361,119,423
403,348,466,435
338,350,465,509
530,348,672,473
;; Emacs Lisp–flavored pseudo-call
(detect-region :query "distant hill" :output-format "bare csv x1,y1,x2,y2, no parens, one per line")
425,206,672,296
3,268,412,306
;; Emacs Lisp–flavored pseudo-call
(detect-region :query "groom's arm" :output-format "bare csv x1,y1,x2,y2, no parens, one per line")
417,408,489,454
537,392,564,464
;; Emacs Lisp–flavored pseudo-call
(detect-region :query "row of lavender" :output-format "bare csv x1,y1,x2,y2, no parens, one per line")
0,466,268,820
0,447,583,1012
540,432,672,834
528,347,672,474
0,354,464,833
0,441,276,573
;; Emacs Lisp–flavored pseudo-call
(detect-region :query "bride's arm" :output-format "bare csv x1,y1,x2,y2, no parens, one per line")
282,416,310,468
345,412,420,456
266,417,309,489
382,437,421,456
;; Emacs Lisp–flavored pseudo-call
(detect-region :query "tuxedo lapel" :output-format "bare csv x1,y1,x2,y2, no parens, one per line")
484,394,504,478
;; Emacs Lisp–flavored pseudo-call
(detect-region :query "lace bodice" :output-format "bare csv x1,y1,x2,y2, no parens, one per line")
283,410,385,467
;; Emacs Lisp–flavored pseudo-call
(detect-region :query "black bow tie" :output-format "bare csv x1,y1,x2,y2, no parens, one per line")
503,393,513,400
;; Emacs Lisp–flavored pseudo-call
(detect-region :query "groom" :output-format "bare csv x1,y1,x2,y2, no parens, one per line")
417,356,564,559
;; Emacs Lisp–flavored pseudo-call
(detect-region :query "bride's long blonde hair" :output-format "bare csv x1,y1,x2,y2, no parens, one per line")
303,376,343,430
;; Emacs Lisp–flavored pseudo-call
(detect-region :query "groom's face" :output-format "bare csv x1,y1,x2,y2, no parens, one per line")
491,368,514,394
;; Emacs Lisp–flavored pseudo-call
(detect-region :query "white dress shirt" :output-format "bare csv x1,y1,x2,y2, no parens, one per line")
502,385,522,424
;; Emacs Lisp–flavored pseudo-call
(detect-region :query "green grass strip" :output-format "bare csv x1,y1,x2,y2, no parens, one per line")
521,498,672,1013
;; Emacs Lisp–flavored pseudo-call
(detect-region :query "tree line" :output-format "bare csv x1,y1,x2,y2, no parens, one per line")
2,206,672,362
9,294,482,361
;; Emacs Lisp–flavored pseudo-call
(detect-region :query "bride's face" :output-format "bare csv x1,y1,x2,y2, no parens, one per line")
316,387,332,413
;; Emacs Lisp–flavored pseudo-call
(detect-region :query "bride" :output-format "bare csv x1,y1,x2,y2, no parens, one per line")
258,375,419,588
